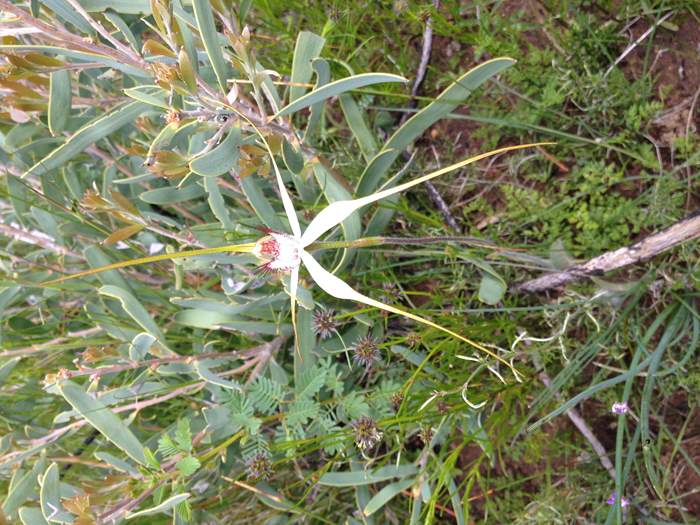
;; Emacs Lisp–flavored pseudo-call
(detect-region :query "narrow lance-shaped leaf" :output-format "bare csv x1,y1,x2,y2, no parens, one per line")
48,69,71,135
363,477,416,516
300,250,520,380
190,127,241,176
40,463,72,524
275,73,408,118
301,142,553,246
0,45,148,77
192,0,228,92
25,101,148,178
58,380,147,465
356,57,516,196
125,493,190,520
289,31,325,103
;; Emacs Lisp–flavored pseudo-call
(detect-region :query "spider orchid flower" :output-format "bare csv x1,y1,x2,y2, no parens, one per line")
254,138,551,380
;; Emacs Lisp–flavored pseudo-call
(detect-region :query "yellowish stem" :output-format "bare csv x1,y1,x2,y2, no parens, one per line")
42,243,256,285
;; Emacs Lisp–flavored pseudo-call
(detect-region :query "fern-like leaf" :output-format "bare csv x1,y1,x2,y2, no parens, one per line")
249,376,284,415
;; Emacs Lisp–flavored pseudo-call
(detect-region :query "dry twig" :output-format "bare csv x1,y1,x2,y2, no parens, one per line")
517,212,700,293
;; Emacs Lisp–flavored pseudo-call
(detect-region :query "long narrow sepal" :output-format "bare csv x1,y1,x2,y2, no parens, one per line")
300,142,554,247
289,265,300,358
300,250,520,380
217,104,302,238
42,243,256,285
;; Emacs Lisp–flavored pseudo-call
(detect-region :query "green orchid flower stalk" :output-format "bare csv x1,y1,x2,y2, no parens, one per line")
43,134,551,382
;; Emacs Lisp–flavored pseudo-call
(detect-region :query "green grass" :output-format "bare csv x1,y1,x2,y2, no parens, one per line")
1,0,699,524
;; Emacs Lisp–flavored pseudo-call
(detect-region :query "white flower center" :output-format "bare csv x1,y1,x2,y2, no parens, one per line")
253,232,301,272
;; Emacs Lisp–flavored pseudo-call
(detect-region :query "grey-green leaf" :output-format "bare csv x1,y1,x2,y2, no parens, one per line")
190,127,241,176
318,464,417,486
3,458,45,518
204,177,235,229
129,332,156,361
289,31,325,103
192,0,228,92
363,477,415,516
339,94,378,162
58,380,147,465
39,463,72,524
275,73,407,118
25,102,148,179
356,58,515,196
140,183,206,204
238,175,286,232
19,507,50,525
195,360,241,390
124,86,169,109
98,285,166,345
303,58,331,141
125,493,190,520
48,69,71,135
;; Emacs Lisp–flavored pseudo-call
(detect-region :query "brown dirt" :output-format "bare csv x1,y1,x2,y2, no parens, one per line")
621,17,700,146
661,390,700,518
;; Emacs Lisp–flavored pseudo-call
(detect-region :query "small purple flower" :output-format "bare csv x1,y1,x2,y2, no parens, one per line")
611,401,628,415
607,491,629,507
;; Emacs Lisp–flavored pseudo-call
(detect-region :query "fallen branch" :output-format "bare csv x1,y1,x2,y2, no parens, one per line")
517,212,700,293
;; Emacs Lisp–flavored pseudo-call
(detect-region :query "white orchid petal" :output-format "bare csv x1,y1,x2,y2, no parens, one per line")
289,265,300,356
300,200,359,246
300,142,551,247
271,155,302,238
300,250,519,378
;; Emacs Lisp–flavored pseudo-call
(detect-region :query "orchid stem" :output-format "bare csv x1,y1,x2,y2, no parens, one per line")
307,236,506,251
42,243,257,285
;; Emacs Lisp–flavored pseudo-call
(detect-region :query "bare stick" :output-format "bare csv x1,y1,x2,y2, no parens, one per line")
538,368,616,479
0,221,81,258
399,0,461,232
604,11,673,79
517,212,700,293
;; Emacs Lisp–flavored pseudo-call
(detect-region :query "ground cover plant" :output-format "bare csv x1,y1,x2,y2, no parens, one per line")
0,1,699,524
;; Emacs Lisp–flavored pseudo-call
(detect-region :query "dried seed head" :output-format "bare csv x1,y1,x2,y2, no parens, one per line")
419,426,433,446
380,282,402,303
351,416,382,451
252,232,301,273
352,335,380,369
312,308,337,340
390,391,404,411
245,452,273,481
405,331,421,347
